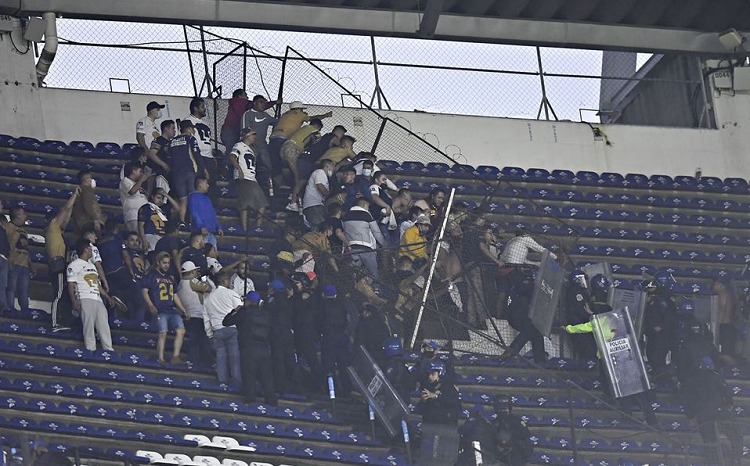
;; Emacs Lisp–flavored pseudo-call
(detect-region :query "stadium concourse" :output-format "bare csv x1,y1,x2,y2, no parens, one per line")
0,124,749,466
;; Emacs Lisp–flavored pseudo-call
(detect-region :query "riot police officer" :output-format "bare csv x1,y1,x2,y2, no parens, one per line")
222,291,277,406
501,269,546,363
290,272,322,391
267,278,299,395
417,360,460,426
320,283,352,395
642,272,678,380
382,335,414,402
565,273,612,361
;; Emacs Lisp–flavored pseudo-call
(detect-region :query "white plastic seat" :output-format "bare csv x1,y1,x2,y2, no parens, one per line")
223,459,251,466
212,436,257,452
135,450,179,465
183,434,227,450
248,462,272,466
164,453,203,466
193,456,221,465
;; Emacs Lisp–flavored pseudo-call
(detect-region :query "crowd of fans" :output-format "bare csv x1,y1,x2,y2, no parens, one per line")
0,91,747,458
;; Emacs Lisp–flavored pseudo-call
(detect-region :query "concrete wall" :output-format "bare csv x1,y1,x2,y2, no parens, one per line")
3,41,750,180
0,19,45,139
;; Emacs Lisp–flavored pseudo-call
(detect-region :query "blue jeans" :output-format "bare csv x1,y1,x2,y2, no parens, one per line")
211,326,242,386
7,264,30,312
155,313,184,333
0,256,8,312
205,232,217,248
351,247,379,279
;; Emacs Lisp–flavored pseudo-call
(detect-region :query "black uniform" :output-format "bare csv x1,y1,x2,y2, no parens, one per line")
268,293,299,394
292,290,322,388
354,307,392,367
505,273,546,363
564,286,597,360
417,377,460,425
643,294,677,374
384,356,414,403
223,304,278,405
320,296,352,393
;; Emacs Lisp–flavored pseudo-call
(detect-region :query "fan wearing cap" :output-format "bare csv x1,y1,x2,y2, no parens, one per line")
177,260,213,368
202,271,243,387
268,101,333,180
417,360,460,426
223,290,278,405
136,101,165,152
266,278,300,394
399,214,431,268
320,284,352,394
229,128,269,231
281,118,324,212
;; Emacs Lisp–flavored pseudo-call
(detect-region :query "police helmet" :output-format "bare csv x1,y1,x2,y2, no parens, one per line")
653,271,676,291
427,360,446,377
244,291,263,306
383,336,404,358
568,269,587,289
677,299,695,317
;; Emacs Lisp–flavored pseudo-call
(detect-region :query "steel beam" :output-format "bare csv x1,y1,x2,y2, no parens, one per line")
0,0,743,54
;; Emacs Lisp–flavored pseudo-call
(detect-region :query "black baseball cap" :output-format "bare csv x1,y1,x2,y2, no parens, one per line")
147,101,165,112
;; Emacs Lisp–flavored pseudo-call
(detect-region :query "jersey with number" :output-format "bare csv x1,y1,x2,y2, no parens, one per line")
230,141,257,182
141,269,178,314
67,258,103,302
138,203,168,235
185,114,213,159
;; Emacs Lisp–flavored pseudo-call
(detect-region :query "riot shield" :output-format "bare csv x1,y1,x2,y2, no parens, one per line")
581,262,613,282
347,345,414,437
609,288,647,339
691,295,720,346
418,423,461,466
591,308,652,398
529,251,565,337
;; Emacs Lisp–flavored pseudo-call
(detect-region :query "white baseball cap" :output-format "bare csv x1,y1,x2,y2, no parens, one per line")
289,101,306,110
180,261,199,273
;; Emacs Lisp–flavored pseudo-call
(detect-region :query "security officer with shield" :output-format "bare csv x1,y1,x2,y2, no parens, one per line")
501,269,547,363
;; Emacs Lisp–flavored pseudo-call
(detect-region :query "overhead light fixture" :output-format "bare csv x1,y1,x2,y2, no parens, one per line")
718,28,745,51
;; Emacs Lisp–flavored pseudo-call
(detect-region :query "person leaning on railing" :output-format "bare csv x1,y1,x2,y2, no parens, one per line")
399,214,431,269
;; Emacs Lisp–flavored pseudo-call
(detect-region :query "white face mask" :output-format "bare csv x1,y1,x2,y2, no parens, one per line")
90,179,97,189
326,170,333,177
155,110,163,119
362,169,372,177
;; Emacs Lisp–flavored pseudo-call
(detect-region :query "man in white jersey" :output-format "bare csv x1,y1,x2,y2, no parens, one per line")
185,97,220,204
230,261,255,297
229,128,269,231
136,101,164,152
67,239,114,351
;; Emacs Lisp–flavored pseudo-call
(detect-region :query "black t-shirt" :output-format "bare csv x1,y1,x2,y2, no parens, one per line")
148,135,171,175
0,222,10,257
303,133,335,162
327,216,344,250
154,235,183,258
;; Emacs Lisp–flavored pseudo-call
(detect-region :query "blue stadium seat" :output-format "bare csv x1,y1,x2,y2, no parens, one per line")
619,246,648,259
525,168,551,181
723,177,749,194
475,165,500,180
500,166,525,181
673,175,698,191
398,161,426,176
682,250,709,262
530,188,564,201
582,226,610,238
623,173,648,189
574,171,599,186
697,176,723,192
65,140,96,157
600,172,625,187
0,134,15,147
425,162,450,176
376,160,400,173
709,251,736,264
16,136,42,151
448,164,475,179
648,174,675,190
550,169,575,184
716,199,742,212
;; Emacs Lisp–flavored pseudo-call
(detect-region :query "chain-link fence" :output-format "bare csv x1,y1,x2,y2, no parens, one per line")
43,19,709,128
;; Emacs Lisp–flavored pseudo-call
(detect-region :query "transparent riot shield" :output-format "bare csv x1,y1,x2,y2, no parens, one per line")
529,251,565,337
346,345,414,437
691,295,720,346
581,262,613,282
418,423,460,466
591,308,652,398
609,288,647,339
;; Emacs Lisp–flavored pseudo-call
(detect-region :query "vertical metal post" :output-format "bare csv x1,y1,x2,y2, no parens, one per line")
243,44,248,91
409,188,456,349
537,47,550,120
184,26,198,97
198,26,212,97
275,47,291,117
696,57,712,128
371,118,388,154
567,384,579,464
371,36,383,110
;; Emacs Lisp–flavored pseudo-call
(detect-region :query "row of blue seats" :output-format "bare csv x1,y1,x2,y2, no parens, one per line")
573,244,750,264
578,262,744,282
0,135,133,160
1,434,147,465
379,160,748,194
0,392,367,445
401,180,750,212
562,226,750,247
5,151,121,175
0,416,402,465
0,166,120,189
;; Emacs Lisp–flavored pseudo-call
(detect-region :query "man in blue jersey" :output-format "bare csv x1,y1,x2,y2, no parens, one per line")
169,119,206,225
141,251,189,364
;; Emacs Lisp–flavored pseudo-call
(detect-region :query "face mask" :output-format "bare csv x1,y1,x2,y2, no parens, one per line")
90,179,97,189
362,169,372,177
155,110,163,119
326,170,333,177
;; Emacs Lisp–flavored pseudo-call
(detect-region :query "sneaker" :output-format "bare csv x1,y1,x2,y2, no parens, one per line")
285,202,300,212
52,325,72,333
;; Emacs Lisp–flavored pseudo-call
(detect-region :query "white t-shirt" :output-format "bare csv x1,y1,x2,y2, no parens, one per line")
231,274,255,296
119,177,149,223
303,168,329,208
185,114,213,159
177,278,206,320
66,258,102,302
136,116,160,149
203,286,242,331
231,141,257,182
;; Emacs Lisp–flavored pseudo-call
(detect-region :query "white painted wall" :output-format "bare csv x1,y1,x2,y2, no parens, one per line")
3,43,750,180
0,21,45,139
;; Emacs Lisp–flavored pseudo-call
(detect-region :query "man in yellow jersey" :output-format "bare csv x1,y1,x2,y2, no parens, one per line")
45,188,80,331
282,119,323,211
268,101,332,183
317,135,357,166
